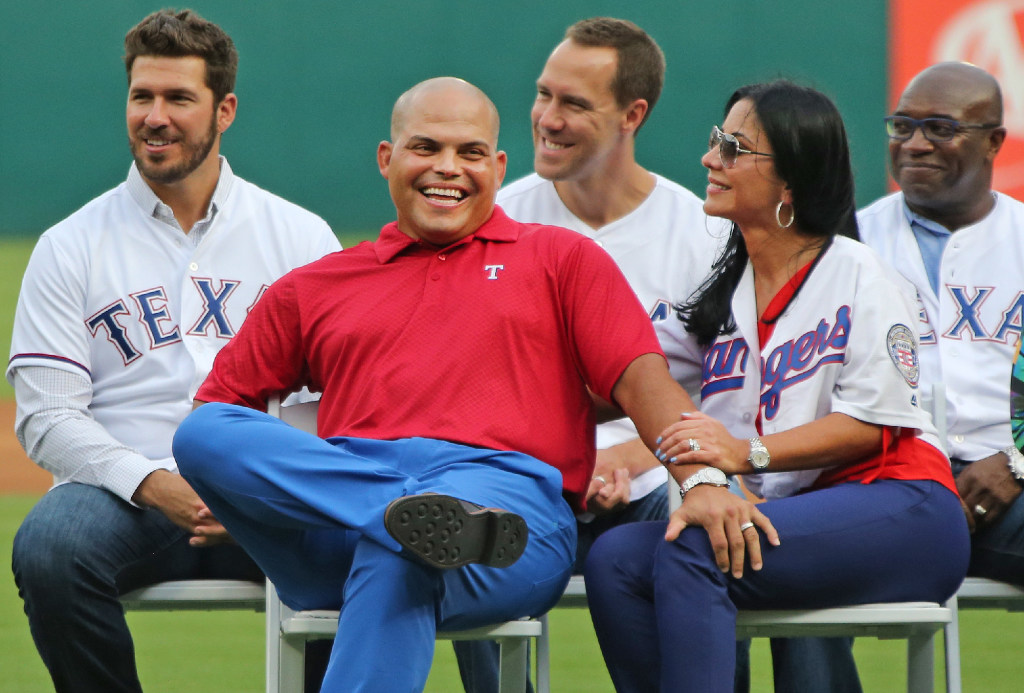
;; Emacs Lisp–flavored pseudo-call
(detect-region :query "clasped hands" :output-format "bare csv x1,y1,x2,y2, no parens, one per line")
133,469,231,547
656,412,779,578
586,438,660,515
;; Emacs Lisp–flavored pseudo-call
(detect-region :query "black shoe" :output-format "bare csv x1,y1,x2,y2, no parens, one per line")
384,493,528,570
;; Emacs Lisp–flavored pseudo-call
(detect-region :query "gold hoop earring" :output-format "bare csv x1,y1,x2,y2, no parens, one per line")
775,201,795,228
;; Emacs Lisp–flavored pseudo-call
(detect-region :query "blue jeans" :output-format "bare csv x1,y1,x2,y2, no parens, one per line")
11,482,263,693
952,459,1024,584
173,403,576,693
452,483,669,693
584,480,969,693
734,636,861,693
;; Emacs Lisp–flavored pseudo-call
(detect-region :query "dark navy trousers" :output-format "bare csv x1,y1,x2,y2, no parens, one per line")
583,479,969,693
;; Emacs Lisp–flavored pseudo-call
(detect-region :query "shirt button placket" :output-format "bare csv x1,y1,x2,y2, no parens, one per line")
431,252,446,281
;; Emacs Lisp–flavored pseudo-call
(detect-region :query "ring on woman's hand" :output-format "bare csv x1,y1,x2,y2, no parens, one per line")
974,504,988,516
739,521,756,532
688,438,701,452
592,475,607,486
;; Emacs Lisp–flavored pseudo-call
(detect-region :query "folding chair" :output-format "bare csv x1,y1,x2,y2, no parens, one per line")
735,602,951,693
955,577,1024,610
120,580,268,693
944,571,1024,693
537,576,951,693
264,396,543,693
120,579,266,611
266,590,542,693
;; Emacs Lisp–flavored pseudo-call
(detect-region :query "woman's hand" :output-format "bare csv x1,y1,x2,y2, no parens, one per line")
656,412,750,474
665,482,780,578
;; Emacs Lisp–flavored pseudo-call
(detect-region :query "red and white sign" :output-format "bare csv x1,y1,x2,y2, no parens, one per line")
891,0,1024,197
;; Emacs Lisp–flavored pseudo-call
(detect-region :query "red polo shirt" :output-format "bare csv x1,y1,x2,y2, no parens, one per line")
197,206,662,510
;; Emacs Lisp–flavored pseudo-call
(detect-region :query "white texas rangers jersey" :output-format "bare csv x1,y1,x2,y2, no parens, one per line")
498,173,726,445
658,236,940,500
7,160,340,477
859,191,1024,461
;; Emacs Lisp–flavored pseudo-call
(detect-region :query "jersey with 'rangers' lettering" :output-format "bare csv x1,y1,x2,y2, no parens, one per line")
859,191,1024,461
660,236,945,500
7,160,340,480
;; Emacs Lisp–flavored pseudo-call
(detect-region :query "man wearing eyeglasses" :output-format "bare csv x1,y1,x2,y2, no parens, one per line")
812,60,1024,689
861,61,1024,552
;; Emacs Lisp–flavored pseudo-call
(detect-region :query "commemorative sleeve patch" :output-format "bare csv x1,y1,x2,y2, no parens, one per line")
887,323,919,387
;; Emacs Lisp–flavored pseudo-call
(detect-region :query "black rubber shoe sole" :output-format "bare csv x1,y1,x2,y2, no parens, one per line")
384,494,528,570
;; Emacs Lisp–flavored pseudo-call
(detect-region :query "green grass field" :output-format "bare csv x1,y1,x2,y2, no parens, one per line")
2,236,1023,691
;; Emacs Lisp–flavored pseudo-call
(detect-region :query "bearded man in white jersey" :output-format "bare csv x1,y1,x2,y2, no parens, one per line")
8,10,339,693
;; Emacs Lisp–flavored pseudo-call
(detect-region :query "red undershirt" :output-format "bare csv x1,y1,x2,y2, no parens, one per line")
753,256,957,495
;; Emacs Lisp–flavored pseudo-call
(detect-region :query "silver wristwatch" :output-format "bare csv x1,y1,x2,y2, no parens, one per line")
748,437,770,471
1003,445,1024,483
678,467,730,503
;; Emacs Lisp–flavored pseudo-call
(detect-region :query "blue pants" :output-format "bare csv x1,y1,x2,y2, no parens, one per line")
452,484,669,693
583,480,970,693
11,482,263,693
172,403,576,693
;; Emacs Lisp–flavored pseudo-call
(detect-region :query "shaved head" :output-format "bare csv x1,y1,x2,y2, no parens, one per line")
901,62,1002,124
390,77,500,143
378,76,507,247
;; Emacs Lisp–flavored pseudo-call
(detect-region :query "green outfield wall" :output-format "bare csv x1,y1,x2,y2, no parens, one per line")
0,1,889,238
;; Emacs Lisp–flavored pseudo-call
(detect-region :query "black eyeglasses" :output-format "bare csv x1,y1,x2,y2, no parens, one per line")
884,115,1002,143
708,125,773,168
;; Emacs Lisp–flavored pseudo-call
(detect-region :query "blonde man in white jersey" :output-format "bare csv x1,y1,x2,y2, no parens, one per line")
8,11,339,693
500,18,722,532
454,17,727,693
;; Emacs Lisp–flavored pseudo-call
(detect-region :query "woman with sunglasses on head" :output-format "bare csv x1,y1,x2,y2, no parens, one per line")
583,80,970,693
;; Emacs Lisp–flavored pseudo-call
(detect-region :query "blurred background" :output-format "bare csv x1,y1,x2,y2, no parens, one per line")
0,0,900,240
5,1,1020,240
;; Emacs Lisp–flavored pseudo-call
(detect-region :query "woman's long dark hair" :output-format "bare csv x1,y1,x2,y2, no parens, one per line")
678,80,859,347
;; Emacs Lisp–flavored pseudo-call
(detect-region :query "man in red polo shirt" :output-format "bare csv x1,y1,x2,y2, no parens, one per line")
172,76,772,692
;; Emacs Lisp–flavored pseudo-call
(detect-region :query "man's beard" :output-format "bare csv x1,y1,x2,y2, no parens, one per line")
132,113,218,185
